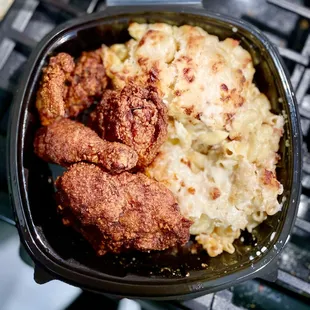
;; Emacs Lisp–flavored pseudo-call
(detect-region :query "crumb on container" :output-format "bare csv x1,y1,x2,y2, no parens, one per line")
261,246,267,253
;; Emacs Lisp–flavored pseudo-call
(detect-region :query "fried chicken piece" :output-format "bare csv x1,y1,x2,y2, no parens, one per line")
56,163,192,255
34,119,138,173
66,49,108,117
90,83,168,168
36,53,75,126
36,49,108,126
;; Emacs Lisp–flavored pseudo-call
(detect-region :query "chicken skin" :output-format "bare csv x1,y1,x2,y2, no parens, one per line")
90,83,168,168
56,163,192,255
36,53,75,126
66,49,108,117
34,119,138,173
36,49,108,126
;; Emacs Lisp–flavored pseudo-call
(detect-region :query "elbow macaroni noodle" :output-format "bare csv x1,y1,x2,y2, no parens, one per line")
104,23,284,257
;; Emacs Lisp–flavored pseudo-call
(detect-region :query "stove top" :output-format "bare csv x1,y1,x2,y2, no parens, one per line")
0,1,309,309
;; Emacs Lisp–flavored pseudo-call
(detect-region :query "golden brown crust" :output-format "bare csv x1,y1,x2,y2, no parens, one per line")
262,169,281,190
56,163,192,255
36,53,75,126
36,49,108,126
66,49,108,117
33,119,138,173
90,83,168,168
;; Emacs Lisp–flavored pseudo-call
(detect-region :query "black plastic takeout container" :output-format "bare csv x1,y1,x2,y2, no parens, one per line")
7,6,302,300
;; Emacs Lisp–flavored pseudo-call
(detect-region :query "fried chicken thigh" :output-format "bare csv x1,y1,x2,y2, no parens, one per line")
36,49,108,126
90,83,168,168
56,163,192,255
66,49,108,117
34,119,138,173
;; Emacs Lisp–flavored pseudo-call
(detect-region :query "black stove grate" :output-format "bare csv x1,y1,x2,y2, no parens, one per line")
0,1,309,309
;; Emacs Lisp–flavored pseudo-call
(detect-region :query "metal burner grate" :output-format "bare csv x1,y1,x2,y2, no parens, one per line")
0,0,309,309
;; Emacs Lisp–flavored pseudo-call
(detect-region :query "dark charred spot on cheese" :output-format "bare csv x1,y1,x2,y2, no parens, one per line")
210,187,221,200
263,170,274,185
221,83,228,91
138,35,147,47
175,90,182,96
262,169,280,189
220,94,230,103
177,55,193,64
148,66,159,84
241,75,246,85
138,57,148,66
138,29,155,47
184,105,194,116
229,134,242,141
188,187,196,195
195,112,202,120
211,54,226,74
225,113,235,125
237,70,246,85
263,169,274,185
183,67,195,83
235,96,244,107
230,88,244,107
180,181,185,187
180,158,191,168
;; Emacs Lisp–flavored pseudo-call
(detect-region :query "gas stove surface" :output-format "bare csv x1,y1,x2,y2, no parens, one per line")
0,1,309,309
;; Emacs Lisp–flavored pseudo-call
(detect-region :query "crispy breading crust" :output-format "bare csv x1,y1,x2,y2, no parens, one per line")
36,53,75,126
36,49,108,126
34,119,138,173
66,49,108,117
90,83,168,168
56,163,192,255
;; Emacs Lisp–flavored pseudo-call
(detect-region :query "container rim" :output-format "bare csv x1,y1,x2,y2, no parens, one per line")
7,5,302,299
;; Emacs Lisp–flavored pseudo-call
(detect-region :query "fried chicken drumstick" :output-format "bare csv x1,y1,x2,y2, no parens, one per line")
56,163,192,255
34,119,138,173
90,83,168,168
36,49,108,126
